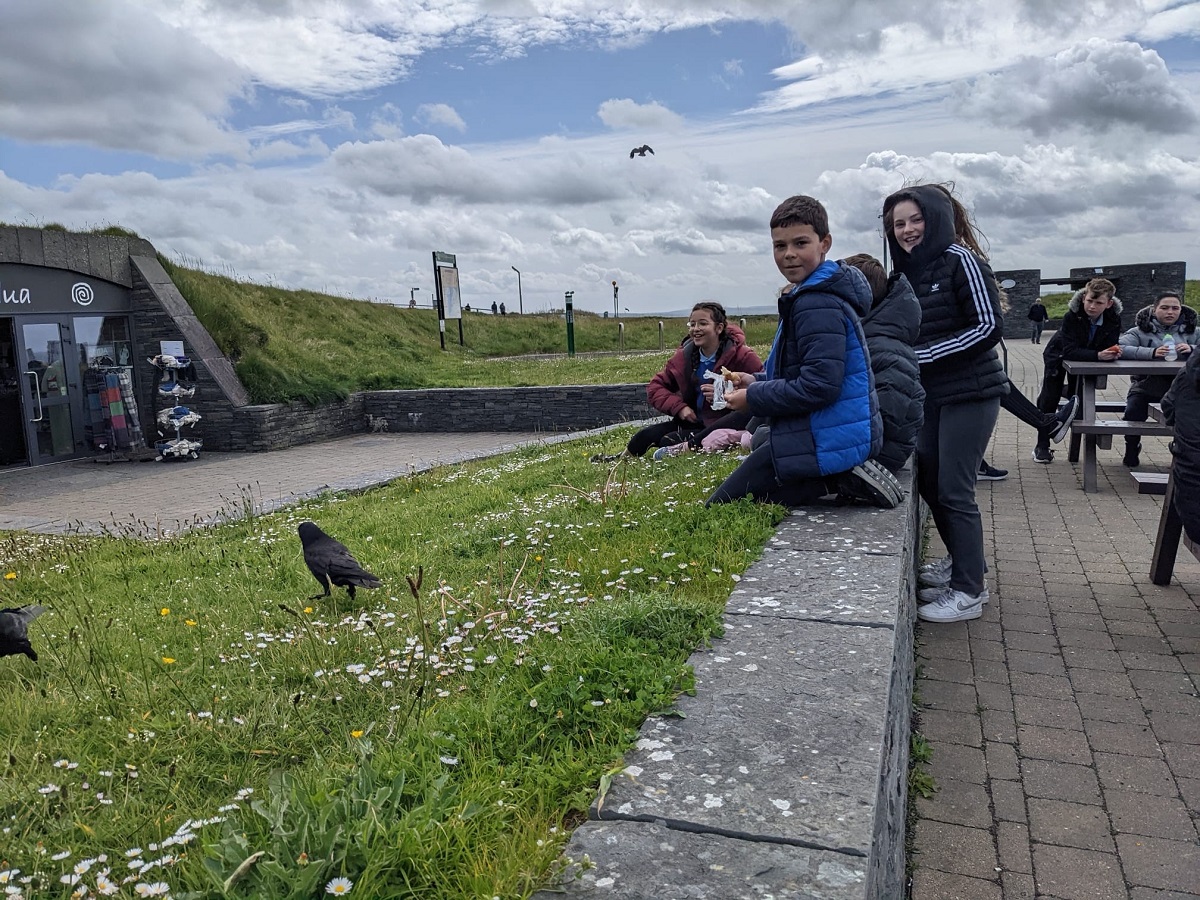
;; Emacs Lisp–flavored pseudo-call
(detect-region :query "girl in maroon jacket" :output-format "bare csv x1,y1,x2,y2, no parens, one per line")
626,301,763,456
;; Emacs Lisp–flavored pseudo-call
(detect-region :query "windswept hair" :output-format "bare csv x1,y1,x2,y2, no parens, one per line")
770,195,829,239
1085,278,1116,298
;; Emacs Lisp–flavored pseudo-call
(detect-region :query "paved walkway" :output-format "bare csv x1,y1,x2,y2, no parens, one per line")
0,431,559,536
911,340,1200,899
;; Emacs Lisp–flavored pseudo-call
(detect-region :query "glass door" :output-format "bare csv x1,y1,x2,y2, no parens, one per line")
18,318,85,464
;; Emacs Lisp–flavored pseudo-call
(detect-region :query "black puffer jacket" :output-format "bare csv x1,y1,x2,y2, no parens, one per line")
862,272,925,473
884,185,1008,405
1043,289,1125,375
1161,352,1200,542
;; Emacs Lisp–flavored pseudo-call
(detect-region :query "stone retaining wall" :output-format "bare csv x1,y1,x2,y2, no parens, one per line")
534,472,921,900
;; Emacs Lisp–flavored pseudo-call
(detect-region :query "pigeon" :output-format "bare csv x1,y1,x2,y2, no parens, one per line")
629,144,654,158
298,522,382,601
1,605,48,661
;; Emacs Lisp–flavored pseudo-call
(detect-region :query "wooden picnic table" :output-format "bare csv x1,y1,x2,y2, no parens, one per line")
1061,359,1185,492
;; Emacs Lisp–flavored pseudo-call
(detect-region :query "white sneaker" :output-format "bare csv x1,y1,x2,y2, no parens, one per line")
917,587,986,623
918,555,952,588
919,583,988,605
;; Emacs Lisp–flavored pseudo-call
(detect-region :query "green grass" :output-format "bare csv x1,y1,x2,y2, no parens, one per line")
159,259,779,405
0,431,783,899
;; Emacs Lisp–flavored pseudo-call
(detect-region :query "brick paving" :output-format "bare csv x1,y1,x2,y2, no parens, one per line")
910,340,1200,899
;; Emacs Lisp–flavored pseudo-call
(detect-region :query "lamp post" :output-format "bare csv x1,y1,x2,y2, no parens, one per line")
409,286,420,308
511,266,523,315
564,290,575,357
612,280,619,319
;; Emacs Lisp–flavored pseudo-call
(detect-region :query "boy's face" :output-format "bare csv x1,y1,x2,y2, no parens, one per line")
1081,289,1114,320
890,200,925,253
1154,296,1182,328
772,222,832,285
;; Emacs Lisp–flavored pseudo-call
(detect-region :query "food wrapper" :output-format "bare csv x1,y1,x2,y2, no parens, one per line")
704,368,735,410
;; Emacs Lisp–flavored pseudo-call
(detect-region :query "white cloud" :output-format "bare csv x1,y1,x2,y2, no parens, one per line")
960,39,1198,136
597,99,685,131
416,103,468,132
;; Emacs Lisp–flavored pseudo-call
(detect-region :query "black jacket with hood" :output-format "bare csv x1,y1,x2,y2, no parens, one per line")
861,271,925,473
883,185,1008,405
1161,352,1200,542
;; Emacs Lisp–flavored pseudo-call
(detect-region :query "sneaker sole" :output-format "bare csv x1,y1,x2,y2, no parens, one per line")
1031,448,1053,464
841,461,904,508
918,586,989,605
1049,396,1079,444
976,473,1008,481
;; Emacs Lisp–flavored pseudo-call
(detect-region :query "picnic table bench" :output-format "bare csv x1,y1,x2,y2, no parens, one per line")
1062,360,1185,492
1150,465,1198,584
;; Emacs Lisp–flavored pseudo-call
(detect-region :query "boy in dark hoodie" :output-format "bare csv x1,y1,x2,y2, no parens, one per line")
1033,278,1123,463
1117,290,1195,467
841,253,925,474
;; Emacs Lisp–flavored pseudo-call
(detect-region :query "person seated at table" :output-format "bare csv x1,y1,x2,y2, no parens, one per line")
1033,278,1123,464
625,301,763,457
1117,290,1195,467
1161,350,1200,543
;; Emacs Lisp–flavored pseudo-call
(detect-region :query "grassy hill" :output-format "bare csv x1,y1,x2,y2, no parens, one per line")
162,259,780,405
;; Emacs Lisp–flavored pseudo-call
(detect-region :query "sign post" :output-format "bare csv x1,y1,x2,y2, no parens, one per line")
564,291,575,357
432,251,464,349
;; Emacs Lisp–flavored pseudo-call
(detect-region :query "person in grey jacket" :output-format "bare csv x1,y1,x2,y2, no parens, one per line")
1117,290,1195,467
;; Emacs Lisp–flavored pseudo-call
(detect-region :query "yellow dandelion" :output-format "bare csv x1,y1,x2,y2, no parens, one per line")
159,608,170,616
350,729,364,738
161,657,176,665
4,571,16,580
185,619,197,627
304,607,314,614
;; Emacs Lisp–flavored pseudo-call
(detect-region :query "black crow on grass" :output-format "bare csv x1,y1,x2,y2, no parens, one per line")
298,522,382,601
1,605,48,661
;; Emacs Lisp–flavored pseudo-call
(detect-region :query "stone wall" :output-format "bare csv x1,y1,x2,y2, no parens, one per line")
994,268,1041,339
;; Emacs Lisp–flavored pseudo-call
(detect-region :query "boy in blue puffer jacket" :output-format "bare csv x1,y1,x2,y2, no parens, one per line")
706,195,899,508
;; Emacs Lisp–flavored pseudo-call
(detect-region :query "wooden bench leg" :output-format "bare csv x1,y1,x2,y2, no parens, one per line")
1068,430,1082,463
1150,474,1183,585
1082,435,1099,492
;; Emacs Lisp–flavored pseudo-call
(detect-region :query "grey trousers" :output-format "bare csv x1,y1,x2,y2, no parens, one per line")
917,395,1001,596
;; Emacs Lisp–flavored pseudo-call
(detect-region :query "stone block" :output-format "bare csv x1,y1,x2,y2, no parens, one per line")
531,819,867,900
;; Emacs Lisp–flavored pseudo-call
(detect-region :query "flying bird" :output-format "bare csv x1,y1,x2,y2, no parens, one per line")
629,144,654,158
1,605,48,661
298,522,382,601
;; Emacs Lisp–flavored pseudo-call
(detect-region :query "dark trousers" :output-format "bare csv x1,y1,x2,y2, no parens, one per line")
705,440,832,507
1030,322,1043,343
917,396,1000,595
1123,378,1173,454
627,410,754,457
1001,380,1048,431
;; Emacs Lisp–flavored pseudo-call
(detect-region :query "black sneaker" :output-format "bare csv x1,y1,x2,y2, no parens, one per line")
1122,449,1141,468
838,460,904,508
977,461,1008,481
1031,444,1053,464
1046,395,1078,444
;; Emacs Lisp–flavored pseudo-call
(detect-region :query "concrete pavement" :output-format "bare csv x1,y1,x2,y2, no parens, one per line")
911,340,1200,899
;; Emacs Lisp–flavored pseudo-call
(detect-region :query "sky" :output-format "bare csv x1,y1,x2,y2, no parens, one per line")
1,1,1199,317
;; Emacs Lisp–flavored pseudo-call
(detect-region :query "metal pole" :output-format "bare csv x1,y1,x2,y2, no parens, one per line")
618,321,624,351
512,266,523,315
612,281,619,319
564,291,575,357
658,321,664,351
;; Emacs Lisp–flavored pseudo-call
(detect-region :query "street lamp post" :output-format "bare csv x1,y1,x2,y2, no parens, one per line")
511,266,523,315
612,280,619,319
409,286,420,308
564,291,575,357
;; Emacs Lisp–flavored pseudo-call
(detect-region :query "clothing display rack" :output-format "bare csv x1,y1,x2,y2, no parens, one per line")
84,359,147,463
149,353,202,461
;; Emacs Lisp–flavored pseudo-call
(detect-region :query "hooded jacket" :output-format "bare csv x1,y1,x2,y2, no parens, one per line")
1161,352,1200,542
883,185,1007,405
646,323,763,426
1118,302,1197,394
1043,289,1125,374
862,272,925,473
746,261,882,481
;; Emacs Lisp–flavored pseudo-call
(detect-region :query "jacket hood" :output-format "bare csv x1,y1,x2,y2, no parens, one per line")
883,184,957,276
779,262,873,320
1068,288,1124,317
1133,302,1196,333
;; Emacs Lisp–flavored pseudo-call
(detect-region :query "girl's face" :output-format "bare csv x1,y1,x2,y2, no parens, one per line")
891,200,925,253
688,310,723,353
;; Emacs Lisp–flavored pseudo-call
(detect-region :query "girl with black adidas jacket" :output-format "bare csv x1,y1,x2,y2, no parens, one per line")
883,185,1007,624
